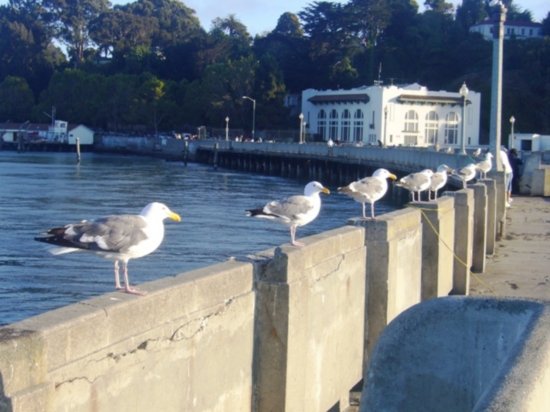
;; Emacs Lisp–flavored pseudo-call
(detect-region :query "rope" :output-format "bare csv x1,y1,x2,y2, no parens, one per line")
410,204,495,294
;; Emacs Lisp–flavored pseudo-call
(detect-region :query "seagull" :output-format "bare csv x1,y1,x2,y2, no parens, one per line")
475,152,493,179
472,147,482,158
453,163,477,188
429,164,452,200
246,181,330,247
338,168,397,219
396,169,434,202
35,202,182,295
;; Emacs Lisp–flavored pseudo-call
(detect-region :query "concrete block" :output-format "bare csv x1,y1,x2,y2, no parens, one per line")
417,197,455,300
471,183,487,273
443,189,474,294
254,226,366,412
348,208,422,364
3,261,256,412
479,178,497,254
361,297,550,412
531,167,550,196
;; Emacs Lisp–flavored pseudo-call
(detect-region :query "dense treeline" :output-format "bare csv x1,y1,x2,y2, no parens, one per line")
0,0,549,140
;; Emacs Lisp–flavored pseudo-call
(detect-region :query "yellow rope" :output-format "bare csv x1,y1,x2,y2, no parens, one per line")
410,205,495,294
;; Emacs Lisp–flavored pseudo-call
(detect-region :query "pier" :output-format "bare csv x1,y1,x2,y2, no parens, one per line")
1,139,549,411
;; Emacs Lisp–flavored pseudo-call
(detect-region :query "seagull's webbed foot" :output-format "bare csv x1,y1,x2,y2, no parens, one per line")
123,286,147,296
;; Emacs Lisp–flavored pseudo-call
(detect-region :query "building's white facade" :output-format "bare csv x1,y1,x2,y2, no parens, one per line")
469,20,543,41
510,133,550,152
301,83,481,149
68,124,94,145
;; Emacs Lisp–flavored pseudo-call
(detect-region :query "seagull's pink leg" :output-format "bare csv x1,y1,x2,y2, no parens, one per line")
370,202,376,219
362,203,367,219
290,225,304,247
121,261,146,295
114,260,122,290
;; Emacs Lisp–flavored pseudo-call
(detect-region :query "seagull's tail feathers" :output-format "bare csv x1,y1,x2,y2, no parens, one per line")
246,208,280,221
48,246,81,255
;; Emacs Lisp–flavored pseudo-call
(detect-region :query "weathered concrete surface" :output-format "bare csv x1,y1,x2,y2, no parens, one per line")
348,208,422,365
253,226,366,412
470,196,550,300
471,183,488,273
443,189,474,294
0,261,255,412
479,178,497,254
361,296,550,412
416,197,455,300
531,166,550,196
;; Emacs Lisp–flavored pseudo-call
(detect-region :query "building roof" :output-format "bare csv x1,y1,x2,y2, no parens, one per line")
396,94,467,105
308,94,370,105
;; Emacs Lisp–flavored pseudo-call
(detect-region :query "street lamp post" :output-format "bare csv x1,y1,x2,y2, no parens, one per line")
509,115,515,150
225,116,229,141
242,96,256,140
459,82,469,154
299,113,304,144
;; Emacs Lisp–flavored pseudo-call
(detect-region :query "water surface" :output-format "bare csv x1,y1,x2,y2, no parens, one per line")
0,151,395,325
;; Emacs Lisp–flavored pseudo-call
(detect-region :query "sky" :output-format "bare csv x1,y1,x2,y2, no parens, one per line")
0,0,548,35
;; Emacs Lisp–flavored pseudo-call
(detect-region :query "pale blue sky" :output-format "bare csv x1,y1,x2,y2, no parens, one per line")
0,0,548,36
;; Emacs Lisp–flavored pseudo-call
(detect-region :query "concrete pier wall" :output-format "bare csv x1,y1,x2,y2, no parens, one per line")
1,177,538,412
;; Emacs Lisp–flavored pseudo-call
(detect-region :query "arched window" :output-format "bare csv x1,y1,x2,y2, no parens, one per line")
353,109,364,142
404,110,419,145
404,110,418,133
425,111,438,145
445,112,459,144
341,110,351,142
317,110,326,140
329,109,339,140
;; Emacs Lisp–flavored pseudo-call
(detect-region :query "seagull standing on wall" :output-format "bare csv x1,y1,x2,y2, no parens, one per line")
338,168,397,219
396,169,434,202
453,164,477,188
429,164,452,200
246,181,330,247
35,202,182,295
475,152,493,179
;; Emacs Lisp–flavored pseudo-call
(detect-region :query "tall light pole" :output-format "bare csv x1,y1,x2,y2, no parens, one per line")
509,115,515,150
459,82,469,154
299,113,304,144
225,116,229,141
488,0,507,171
242,96,256,140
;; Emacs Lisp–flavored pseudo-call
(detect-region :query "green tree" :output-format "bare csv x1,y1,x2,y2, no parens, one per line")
0,75,35,121
43,0,110,66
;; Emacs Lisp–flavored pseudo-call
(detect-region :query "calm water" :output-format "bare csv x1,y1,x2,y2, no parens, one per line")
0,151,395,325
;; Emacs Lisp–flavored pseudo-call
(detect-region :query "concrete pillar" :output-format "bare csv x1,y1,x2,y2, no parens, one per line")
443,189,474,295
253,227,366,412
471,183,488,273
531,167,550,196
491,171,507,240
479,178,497,254
349,208,422,365
417,197,455,300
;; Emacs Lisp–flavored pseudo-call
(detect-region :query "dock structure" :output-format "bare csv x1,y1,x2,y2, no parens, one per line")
2,138,550,411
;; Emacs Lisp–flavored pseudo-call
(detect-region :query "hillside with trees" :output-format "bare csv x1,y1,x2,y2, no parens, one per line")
0,0,549,141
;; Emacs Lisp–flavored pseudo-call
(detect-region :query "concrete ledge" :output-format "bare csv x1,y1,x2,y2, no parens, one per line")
1,261,256,411
360,296,550,412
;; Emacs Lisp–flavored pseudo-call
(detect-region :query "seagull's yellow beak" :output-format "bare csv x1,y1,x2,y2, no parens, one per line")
388,173,397,181
321,187,331,195
169,212,182,222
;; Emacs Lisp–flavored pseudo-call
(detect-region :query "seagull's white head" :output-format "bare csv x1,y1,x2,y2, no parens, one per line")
140,202,181,222
373,168,397,180
436,164,452,173
304,181,330,196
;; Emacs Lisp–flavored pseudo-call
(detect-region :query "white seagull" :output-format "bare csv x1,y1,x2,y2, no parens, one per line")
396,169,434,202
338,168,397,219
453,163,477,188
35,202,182,295
429,164,453,200
246,181,330,247
475,152,493,179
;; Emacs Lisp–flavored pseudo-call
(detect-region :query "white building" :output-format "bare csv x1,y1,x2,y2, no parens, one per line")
470,20,543,41
510,133,550,152
68,124,94,145
301,83,481,149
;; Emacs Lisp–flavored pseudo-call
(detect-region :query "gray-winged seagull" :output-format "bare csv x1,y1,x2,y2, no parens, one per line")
338,168,397,219
35,202,181,295
429,164,452,200
396,169,434,202
246,181,330,247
